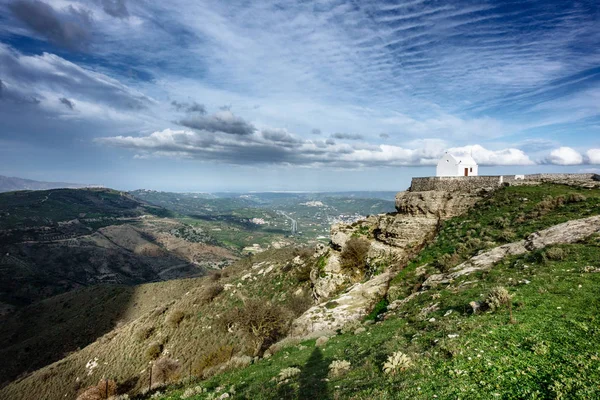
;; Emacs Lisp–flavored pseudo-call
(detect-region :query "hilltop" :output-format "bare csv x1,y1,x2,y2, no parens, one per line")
0,175,599,399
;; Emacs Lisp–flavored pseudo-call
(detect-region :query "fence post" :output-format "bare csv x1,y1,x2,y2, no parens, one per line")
149,363,153,392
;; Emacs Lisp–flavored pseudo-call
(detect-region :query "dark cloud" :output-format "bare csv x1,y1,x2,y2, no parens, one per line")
171,100,206,114
325,138,336,145
178,110,256,135
379,133,390,139
261,128,301,144
101,0,129,19
311,128,322,135
331,132,364,140
0,45,152,111
517,138,558,153
219,105,232,111
59,97,75,110
9,0,92,51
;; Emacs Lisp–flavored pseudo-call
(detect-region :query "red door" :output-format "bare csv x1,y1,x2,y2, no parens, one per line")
464,168,469,176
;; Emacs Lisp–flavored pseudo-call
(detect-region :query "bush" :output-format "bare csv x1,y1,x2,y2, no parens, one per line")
286,293,313,316
151,357,181,387
196,283,224,305
277,367,301,383
435,252,461,272
329,360,351,377
567,193,587,203
485,286,512,312
76,379,117,400
220,299,291,356
383,351,412,375
166,309,186,327
146,341,163,360
340,237,370,272
192,344,235,377
208,270,222,281
134,324,155,342
545,247,566,261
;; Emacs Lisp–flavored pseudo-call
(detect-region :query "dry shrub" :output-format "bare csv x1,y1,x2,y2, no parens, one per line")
545,247,566,261
286,293,313,316
146,341,162,360
497,229,516,242
340,236,370,271
192,344,235,377
134,324,155,342
196,283,224,305
76,379,117,400
208,270,222,281
220,298,291,356
152,357,181,387
485,286,515,324
567,193,586,203
294,262,312,282
166,309,186,327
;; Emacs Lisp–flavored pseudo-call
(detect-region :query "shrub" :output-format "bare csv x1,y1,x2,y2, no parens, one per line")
545,247,566,261
497,229,516,242
146,341,162,360
492,216,509,228
277,367,301,383
315,336,329,347
76,379,117,400
197,283,224,305
383,351,412,375
567,193,587,203
220,298,291,356
134,324,155,342
192,344,235,377
286,293,313,316
151,357,181,387
435,252,461,272
485,286,512,311
328,360,351,377
340,319,362,334
166,309,186,327
294,262,312,282
208,270,222,281
181,386,205,399
484,286,516,324
340,237,370,272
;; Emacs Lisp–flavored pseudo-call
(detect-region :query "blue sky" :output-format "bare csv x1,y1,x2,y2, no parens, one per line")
0,0,599,191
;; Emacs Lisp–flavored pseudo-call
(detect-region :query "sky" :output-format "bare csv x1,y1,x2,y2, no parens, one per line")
0,0,599,192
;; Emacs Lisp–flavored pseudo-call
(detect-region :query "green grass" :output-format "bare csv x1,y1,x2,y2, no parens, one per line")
152,238,600,399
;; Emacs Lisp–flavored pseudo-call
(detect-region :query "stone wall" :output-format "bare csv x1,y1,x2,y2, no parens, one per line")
410,176,504,192
410,173,598,193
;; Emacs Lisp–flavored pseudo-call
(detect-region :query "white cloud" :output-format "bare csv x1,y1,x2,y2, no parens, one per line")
545,147,584,165
447,144,534,166
97,122,536,168
587,149,600,165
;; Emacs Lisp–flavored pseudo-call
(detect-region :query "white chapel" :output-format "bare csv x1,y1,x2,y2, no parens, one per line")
436,153,479,177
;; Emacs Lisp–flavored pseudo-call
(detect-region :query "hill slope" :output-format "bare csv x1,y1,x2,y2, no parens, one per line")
0,175,89,192
0,188,236,311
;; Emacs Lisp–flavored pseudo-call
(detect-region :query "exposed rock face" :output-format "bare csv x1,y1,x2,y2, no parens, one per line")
395,191,482,218
424,215,600,287
292,272,391,336
298,183,490,332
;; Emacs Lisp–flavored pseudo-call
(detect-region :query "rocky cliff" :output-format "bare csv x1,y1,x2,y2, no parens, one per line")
293,184,489,335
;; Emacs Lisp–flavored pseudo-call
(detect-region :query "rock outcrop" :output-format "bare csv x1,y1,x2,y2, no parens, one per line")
292,272,391,336
424,215,600,287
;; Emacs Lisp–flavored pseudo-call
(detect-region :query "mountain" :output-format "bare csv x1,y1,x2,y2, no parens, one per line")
0,175,91,192
0,188,237,313
1,175,599,399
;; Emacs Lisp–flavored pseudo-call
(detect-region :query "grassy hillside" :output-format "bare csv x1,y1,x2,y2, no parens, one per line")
146,184,600,399
0,247,316,400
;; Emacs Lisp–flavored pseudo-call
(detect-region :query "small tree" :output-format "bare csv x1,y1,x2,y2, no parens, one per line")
152,357,181,387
